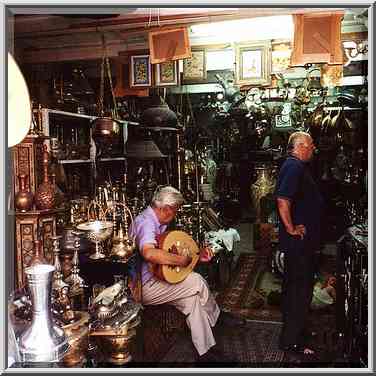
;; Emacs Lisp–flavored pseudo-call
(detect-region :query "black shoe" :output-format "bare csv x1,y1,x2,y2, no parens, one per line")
216,311,246,327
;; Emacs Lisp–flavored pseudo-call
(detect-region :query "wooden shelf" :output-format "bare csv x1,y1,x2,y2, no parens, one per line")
37,108,97,120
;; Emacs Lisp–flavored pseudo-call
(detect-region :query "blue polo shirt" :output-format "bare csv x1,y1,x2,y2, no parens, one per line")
275,156,324,250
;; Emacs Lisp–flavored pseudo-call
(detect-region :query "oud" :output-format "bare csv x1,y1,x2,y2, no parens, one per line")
152,230,200,284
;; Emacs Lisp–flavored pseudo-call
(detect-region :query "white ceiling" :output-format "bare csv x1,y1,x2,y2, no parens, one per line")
9,7,368,64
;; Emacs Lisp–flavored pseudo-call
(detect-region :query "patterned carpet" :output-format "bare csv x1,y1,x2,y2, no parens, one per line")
136,253,349,368
158,320,285,367
216,254,282,323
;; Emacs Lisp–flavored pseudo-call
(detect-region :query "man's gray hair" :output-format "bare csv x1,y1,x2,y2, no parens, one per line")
151,186,184,208
287,131,312,152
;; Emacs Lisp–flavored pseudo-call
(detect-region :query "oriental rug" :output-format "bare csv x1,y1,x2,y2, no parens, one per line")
216,254,283,323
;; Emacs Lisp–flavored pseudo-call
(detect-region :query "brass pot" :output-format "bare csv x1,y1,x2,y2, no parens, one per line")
92,117,121,140
99,327,137,365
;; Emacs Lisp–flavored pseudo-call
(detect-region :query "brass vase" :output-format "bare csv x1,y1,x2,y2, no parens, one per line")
15,174,34,212
35,145,56,210
250,165,276,223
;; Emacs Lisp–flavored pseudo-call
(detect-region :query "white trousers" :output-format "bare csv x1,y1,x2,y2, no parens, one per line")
142,271,220,356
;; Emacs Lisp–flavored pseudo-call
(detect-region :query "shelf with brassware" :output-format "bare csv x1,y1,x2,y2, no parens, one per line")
36,107,128,198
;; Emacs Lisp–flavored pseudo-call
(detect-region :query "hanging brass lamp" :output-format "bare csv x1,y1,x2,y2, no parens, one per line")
92,33,122,155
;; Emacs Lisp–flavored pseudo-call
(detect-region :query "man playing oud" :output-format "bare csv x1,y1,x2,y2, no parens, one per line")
131,185,243,363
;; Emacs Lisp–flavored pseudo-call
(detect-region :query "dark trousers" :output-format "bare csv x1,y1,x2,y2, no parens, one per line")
279,236,315,347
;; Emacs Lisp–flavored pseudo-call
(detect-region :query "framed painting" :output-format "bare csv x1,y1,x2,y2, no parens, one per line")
130,55,152,87
235,41,271,86
155,60,179,86
182,49,206,83
271,43,292,73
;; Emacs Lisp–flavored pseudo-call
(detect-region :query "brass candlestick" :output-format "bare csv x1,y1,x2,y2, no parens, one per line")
65,235,85,294
51,235,69,293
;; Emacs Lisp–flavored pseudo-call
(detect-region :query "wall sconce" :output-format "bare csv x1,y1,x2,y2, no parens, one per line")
343,40,368,66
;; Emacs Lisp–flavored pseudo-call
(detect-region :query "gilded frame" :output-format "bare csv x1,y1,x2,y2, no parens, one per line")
182,48,206,83
155,61,179,87
130,55,152,87
235,41,271,86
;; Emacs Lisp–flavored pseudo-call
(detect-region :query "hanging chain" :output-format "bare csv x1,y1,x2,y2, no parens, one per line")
98,34,105,117
105,55,119,119
98,33,119,119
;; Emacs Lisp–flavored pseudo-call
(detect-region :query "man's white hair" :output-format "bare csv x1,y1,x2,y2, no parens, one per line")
287,131,312,152
151,186,184,208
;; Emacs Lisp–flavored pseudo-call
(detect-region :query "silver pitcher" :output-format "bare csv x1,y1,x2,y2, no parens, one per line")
18,264,69,362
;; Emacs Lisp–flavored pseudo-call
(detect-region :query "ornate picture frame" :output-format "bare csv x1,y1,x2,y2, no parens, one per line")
235,41,271,86
182,48,206,83
130,55,152,87
155,61,179,87
271,43,292,74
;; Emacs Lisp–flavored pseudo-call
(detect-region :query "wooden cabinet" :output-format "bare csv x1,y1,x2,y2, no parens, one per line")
290,12,344,66
15,209,65,288
12,135,46,196
12,134,65,288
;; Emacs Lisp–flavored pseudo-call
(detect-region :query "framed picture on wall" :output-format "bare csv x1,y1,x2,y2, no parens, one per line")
271,43,292,73
182,49,206,82
235,41,271,86
155,60,179,86
130,55,152,87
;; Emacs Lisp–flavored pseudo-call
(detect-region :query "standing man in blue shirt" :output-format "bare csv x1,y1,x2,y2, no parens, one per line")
275,131,324,356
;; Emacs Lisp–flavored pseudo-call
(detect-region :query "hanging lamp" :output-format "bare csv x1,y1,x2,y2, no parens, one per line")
91,33,122,156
